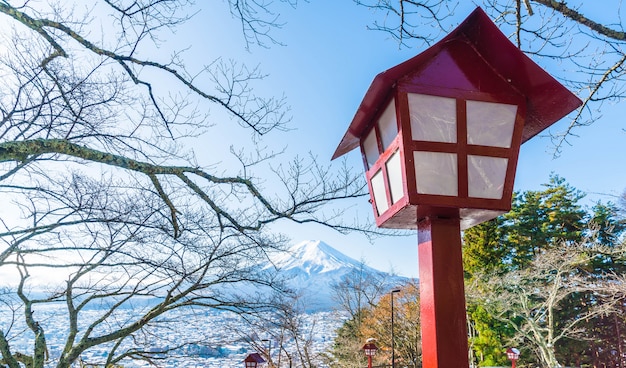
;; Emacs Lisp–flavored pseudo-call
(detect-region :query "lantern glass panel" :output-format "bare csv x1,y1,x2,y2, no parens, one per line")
378,99,398,151
363,128,379,169
507,352,519,360
245,362,257,368
386,150,404,205
467,155,508,199
414,151,458,196
408,93,457,143
466,100,517,148
371,169,389,215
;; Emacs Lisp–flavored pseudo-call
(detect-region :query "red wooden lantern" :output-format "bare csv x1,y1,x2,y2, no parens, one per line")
362,342,378,357
332,7,581,230
506,347,520,368
244,352,266,368
333,7,581,368
362,340,378,368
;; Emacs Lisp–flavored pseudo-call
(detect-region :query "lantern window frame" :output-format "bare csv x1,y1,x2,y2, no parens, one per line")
362,343,379,357
506,347,521,360
360,88,526,226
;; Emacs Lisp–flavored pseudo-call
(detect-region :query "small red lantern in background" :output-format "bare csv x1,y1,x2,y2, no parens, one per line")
244,352,266,368
506,347,520,368
362,339,379,368
333,7,581,368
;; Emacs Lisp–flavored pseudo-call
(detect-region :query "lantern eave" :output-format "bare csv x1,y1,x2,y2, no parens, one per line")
331,6,582,161
244,353,266,365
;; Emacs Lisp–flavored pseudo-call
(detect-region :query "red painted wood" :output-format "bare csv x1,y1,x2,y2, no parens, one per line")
418,216,469,368
332,7,581,160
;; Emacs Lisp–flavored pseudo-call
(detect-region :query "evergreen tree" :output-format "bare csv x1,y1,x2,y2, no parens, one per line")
589,201,626,248
326,314,370,368
502,175,587,269
463,175,626,367
463,216,507,279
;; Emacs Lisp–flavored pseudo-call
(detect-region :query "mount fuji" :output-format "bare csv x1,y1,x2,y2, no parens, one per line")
263,240,409,311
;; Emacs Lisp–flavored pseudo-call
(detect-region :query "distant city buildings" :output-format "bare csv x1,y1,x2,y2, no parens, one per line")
1,306,345,367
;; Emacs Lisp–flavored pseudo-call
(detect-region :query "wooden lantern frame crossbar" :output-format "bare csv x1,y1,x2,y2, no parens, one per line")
363,88,527,230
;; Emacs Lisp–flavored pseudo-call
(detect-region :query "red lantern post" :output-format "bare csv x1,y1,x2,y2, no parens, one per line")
333,7,581,368
362,340,379,368
506,348,520,368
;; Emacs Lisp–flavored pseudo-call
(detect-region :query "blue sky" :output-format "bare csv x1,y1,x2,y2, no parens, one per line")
183,1,626,278
0,2,623,285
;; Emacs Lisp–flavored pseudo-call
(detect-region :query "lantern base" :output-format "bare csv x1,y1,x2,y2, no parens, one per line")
376,205,505,230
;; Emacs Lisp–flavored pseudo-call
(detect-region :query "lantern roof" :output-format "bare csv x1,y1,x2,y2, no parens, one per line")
332,7,582,160
362,342,378,350
244,353,266,364
507,347,520,355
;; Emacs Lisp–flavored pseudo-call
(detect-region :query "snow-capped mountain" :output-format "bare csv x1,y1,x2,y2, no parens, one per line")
264,240,409,311
267,240,376,275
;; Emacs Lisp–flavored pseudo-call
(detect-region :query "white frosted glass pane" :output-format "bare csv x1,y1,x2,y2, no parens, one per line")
413,151,458,196
378,99,398,151
408,93,457,143
468,155,508,199
386,150,404,204
363,128,379,169
467,100,517,148
371,170,389,215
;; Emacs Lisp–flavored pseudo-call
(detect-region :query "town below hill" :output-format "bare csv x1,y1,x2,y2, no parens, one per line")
2,240,407,367
3,305,345,367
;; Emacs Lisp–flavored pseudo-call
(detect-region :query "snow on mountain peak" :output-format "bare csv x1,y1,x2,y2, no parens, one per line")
260,240,410,311
267,240,361,275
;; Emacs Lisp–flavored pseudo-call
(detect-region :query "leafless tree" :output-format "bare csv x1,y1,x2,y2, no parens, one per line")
330,261,389,325
237,292,341,368
0,1,375,367
466,238,626,368
353,0,626,154
327,268,412,368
